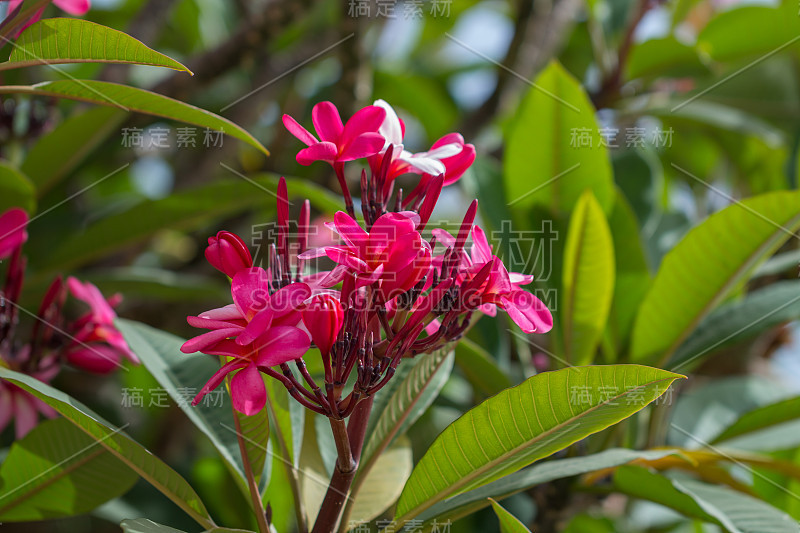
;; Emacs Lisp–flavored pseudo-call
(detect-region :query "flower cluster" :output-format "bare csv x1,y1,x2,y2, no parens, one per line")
183,100,552,417
0,207,136,439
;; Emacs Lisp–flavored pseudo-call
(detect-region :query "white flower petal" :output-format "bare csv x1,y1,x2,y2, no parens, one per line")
373,99,404,146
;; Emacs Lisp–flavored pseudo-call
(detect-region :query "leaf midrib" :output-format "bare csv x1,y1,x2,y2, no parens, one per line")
656,208,800,364
398,372,678,521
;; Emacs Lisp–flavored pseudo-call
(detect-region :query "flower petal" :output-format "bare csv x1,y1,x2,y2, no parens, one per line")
373,99,404,146
231,267,271,320
230,364,267,415
311,101,344,143
236,309,274,346
53,0,90,15
192,359,248,406
13,393,39,440
500,291,553,334
181,327,242,353
66,344,123,374
342,105,387,147
339,132,386,161
297,142,338,165
282,114,318,146
0,207,28,259
255,326,311,367
333,211,369,254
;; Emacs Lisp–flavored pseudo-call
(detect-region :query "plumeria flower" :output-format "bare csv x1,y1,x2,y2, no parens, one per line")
282,101,386,166
0,349,58,439
189,326,310,415
432,225,553,334
5,0,90,36
182,268,311,352
182,268,312,415
300,211,431,301
65,277,138,373
370,99,464,182
302,294,344,356
0,207,28,259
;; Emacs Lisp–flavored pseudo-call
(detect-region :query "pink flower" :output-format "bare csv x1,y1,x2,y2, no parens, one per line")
66,277,138,373
370,99,465,182
205,231,253,278
5,0,90,36
282,101,386,166
182,268,311,352
425,133,476,186
0,350,58,440
302,294,344,356
300,211,431,301
190,326,310,415
0,208,28,259
433,225,553,334
182,268,312,415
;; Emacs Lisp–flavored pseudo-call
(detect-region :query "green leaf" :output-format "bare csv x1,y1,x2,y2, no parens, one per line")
348,439,413,526
630,190,800,363
711,396,800,445
697,4,800,63
489,498,532,533
669,281,800,371
562,191,614,365
417,448,677,525
0,162,35,213
21,106,127,196
82,267,230,303
504,61,614,214
37,174,340,272
626,36,708,79
454,338,512,397
0,80,268,155
673,478,798,533
120,518,253,533
266,377,304,469
359,348,454,484
115,319,270,493
121,519,187,533
394,365,683,521
3,19,191,72
0,418,138,521
612,466,717,522
605,191,650,354
0,367,215,528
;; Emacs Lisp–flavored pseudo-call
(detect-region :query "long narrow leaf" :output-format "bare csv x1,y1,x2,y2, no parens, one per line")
394,365,683,521
0,80,268,155
0,367,215,528
2,19,191,72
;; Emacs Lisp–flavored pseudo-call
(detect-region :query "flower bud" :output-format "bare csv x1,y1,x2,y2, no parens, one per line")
205,231,253,278
0,207,29,259
302,294,344,356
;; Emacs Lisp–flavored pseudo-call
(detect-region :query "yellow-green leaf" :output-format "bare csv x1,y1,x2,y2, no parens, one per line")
504,61,614,214
0,80,268,155
489,498,532,533
394,365,683,522
631,190,800,363
0,367,214,528
3,19,191,72
562,191,614,365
